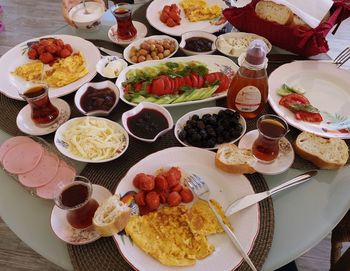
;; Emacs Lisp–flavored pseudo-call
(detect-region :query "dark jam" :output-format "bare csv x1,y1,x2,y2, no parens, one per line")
23,86,59,126
80,87,116,113
60,183,99,229
252,119,287,162
184,37,213,52
127,108,169,140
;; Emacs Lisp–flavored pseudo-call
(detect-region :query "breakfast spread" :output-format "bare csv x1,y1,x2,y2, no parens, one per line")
122,60,230,104
61,117,127,161
0,136,75,199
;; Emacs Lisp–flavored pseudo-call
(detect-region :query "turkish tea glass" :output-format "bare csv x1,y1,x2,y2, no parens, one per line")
110,3,137,41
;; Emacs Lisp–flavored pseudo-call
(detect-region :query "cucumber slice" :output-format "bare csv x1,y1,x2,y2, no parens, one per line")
154,95,178,104
131,95,146,104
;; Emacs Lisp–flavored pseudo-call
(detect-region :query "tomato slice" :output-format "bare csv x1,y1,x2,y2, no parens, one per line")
279,93,310,109
295,111,323,122
197,74,204,88
204,73,218,86
215,73,230,93
183,76,192,88
158,75,173,94
151,78,165,96
190,73,199,88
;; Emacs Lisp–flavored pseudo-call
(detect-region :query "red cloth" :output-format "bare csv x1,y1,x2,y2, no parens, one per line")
223,0,350,57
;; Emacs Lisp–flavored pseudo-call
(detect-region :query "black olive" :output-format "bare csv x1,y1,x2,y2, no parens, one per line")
191,114,200,121
217,136,224,144
199,129,208,139
207,138,216,148
196,120,205,130
178,130,187,141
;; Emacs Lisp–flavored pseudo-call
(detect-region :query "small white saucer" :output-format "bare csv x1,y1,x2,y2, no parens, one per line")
238,130,295,175
16,99,71,136
50,184,112,245
108,21,148,46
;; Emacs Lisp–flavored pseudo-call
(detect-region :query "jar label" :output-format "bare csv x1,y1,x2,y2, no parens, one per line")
235,86,261,112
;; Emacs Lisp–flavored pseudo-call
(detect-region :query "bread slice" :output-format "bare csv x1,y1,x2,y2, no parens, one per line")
93,195,131,237
294,132,349,170
255,0,293,26
291,14,310,28
215,144,256,174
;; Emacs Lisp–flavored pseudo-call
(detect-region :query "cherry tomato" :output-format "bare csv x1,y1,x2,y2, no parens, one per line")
139,174,155,191
167,191,182,207
39,52,54,64
59,48,71,58
279,94,310,109
171,183,183,192
166,17,177,27
133,173,146,189
163,5,171,13
145,191,160,210
160,12,169,23
166,167,181,188
155,174,168,191
135,191,146,206
295,111,323,122
167,167,181,180
158,191,168,204
180,188,194,203
27,48,38,60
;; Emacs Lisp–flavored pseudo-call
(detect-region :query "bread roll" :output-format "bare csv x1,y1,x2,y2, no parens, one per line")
294,131,349,170
93,195,131,237
255,0,293,26
215,144,256,174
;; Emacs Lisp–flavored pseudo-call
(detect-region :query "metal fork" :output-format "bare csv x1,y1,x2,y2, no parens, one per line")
186,174,258,271
334,47,350,68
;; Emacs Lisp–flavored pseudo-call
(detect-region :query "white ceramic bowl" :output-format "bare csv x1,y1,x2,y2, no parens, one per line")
123,35,179,64
121,102,174,142
74,81,119,116
54,116,129,163
179,31,217,56
174,107,247,150
96,56,128,79
68,2,104,30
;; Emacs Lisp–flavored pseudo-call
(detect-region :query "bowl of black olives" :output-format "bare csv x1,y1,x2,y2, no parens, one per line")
175,107,246,150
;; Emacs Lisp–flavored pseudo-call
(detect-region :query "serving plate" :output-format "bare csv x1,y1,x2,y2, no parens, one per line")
146,0,228,37
116,55,238,107
114,147,259,271
0,34,101,100
268,61,350,139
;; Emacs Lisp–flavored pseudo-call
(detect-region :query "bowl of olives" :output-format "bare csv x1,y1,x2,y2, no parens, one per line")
175,107,246,150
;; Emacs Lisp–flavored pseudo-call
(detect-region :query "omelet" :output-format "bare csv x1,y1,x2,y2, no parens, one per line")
180,0,222,22
12,61,44,82
45,52,88,87
125,199,231,266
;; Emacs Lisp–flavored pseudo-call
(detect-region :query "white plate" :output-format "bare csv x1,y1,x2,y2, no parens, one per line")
238,130,294,175
174,107,246,150
54,116,129,163
123,35,178,64
146,0,228,37
114,147,260,271
116,55,238,107
107,21,148,46
0,34,101,101
16,99,71,136
51,184,111,245
268,61,350,139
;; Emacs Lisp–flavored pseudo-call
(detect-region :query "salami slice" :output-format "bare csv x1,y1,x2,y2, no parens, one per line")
2,142,43,174
36,160,76,199
18,151,60,188
0,136,34,163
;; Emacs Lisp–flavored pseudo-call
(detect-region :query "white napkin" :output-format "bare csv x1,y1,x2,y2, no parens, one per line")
231,0,333,28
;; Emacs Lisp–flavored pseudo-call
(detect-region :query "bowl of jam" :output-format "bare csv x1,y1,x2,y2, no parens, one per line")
75,81,119,116
121,102,174,142
179,31,217,56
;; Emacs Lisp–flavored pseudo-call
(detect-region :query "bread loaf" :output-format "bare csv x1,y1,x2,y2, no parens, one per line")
215,144,256,174
255,0,293,26
93,195,131,237
294,131,349,170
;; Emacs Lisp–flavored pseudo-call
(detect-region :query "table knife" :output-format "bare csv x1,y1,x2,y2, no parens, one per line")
98,47,123,58
225,170,317,216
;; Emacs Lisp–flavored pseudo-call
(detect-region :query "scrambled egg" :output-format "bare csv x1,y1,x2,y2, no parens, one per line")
180,0,222,22
125,199,232,266
45,52,88,87
12,61,44,82
12,52,88,88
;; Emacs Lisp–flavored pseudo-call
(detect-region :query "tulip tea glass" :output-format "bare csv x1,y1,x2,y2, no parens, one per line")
252,114,289,163
110,3,137,41
54,176,99,229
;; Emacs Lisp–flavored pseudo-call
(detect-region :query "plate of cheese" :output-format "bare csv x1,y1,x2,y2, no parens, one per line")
0,34,100,100
54,116,129,163
146,0,228,37
114,147,260,271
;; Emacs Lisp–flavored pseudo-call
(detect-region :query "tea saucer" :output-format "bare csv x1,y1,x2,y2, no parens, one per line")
108,21,148,46
238,130,295,175
16,99,71,136
50,184,112,245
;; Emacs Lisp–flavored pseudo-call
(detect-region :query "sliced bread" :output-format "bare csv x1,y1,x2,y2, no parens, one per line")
291,14,310,28
93,195,131,237
215,144,256,174
294,131,349,170
255,0,293,26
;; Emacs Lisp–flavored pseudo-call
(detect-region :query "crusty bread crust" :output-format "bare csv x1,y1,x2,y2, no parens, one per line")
215,144,256,174
255,0,293,26
294,132,349,170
